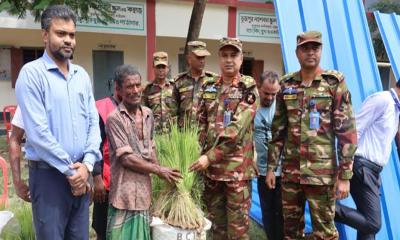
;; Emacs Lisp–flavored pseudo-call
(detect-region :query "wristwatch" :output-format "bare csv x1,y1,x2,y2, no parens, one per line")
83,162,93,173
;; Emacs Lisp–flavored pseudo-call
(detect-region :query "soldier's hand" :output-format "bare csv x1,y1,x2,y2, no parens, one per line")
266,170,276,189
335,179,350,200
189,155,210,172
93,175,107,203
157,166,182,184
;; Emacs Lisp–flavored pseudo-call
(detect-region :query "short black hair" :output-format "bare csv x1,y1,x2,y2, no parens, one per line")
114,65,141,88
41,5,76,31
258,71,279,86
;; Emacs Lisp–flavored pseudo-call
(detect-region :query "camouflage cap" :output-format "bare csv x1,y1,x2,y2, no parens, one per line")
296,31,322,47
219,37,242,52
188,41,211,57
153,51,168,66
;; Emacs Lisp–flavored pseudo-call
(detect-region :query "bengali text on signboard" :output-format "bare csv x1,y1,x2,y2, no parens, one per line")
237,12,279,43
77,2,145,35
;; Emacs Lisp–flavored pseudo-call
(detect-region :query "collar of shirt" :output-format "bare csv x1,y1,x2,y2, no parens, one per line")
118,103,150,121
42,50,78,78
390,88,400,112
152,79,173,88
187,70,206,79
293,70,324,83
216,74,241,88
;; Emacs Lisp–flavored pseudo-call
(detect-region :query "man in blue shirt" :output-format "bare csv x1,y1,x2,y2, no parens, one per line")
15,5,101,239
254,71,283,240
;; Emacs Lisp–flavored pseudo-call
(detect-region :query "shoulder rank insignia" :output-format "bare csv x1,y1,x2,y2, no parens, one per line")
245,92,256,104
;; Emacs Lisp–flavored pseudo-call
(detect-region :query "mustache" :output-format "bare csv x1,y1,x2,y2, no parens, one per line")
60,44,74,50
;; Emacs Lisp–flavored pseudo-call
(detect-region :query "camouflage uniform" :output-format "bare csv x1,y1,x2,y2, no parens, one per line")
142,52,178,134
267,69,357,240
142,80,177,134
174,70,217,126
198,71,259,239
174,41,217,127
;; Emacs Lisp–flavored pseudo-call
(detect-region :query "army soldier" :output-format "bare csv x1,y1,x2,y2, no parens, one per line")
189,37,259,240
142,52,177,134
174,41,217,126
266,31,357,240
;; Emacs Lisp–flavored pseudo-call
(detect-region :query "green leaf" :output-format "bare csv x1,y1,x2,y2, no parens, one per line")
0,1,12,11
33,0,51,10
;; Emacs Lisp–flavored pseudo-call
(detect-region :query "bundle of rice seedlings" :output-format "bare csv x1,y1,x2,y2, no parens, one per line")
152,122,205,230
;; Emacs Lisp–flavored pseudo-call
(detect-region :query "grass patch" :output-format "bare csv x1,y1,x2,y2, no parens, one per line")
0,200,35,240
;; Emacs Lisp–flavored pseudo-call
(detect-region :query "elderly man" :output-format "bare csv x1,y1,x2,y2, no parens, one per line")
190,37,259,240
106,65,181,239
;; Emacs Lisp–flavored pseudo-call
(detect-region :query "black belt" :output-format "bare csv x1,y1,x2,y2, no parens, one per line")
355,156,383,173
27,158,84,170
27,160,53,169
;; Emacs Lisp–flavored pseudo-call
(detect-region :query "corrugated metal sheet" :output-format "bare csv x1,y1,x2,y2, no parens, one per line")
250,1,400,239
375,12,400,80
374,11,400,240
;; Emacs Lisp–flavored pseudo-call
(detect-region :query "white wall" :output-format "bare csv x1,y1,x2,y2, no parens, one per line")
75,32,147,80
156,0,228,40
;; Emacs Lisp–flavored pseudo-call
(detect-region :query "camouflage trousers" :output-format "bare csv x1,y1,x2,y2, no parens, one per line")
282,182,338,240
204,178,251,240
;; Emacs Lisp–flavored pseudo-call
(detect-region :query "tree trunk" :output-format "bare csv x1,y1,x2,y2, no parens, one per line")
184,0,207,66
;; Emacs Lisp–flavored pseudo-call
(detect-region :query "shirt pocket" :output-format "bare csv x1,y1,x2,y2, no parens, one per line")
308,144,336,175
313,94,332,112
147,94,160,108
313,94,333,132
284,96,301,125
179,86,193,101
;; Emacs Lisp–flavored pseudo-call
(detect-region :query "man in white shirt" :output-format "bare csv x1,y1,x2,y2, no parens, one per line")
335,83,400,240
9,107,30,202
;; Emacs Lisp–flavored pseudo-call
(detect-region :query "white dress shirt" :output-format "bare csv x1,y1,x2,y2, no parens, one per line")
11,106,24,129
355,88,400,167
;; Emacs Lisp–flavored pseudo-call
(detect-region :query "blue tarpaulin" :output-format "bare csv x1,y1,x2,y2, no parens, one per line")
250,1,400,240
